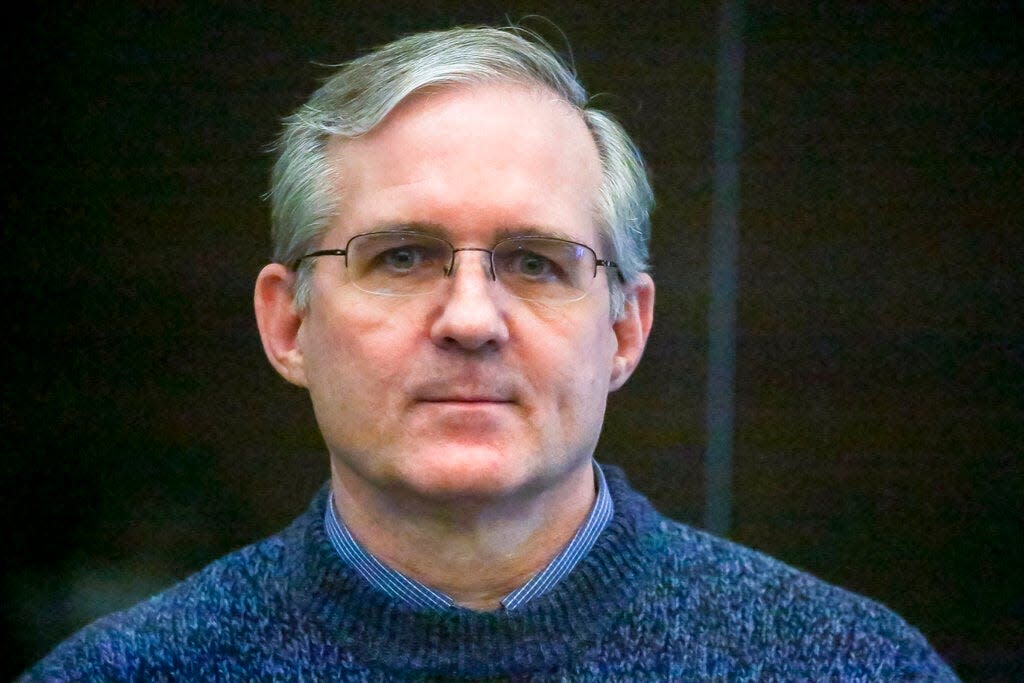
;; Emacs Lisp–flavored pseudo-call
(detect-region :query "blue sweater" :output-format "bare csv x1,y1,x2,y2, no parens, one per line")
23,467,959,681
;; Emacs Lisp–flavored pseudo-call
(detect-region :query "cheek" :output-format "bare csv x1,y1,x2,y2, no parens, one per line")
302,303,421,410
526,312,617,410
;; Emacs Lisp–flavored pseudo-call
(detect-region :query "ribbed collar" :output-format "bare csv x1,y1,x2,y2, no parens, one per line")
323,461,614,611
276,464,665,679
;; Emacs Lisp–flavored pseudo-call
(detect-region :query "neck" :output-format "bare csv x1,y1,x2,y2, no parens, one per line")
329,461,597,611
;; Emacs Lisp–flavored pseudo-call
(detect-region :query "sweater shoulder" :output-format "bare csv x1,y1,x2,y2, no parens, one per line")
638,516,958,680
19,518,306,682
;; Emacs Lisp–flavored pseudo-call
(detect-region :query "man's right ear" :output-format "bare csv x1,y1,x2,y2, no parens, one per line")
254,263,308,387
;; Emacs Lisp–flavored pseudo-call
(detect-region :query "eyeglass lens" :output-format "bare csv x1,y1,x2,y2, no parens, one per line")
346,232,597,302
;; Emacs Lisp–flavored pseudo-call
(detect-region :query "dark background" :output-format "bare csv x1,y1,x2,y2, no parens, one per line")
5,2,1021,680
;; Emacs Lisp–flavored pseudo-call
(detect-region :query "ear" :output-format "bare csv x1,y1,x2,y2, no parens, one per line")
609,273,655,391
254,263,309,387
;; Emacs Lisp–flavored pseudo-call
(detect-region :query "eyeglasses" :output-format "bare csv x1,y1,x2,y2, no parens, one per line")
290,231,621,304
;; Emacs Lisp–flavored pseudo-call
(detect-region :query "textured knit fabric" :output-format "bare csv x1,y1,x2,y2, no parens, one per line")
22,466,960,682
324,461,613,611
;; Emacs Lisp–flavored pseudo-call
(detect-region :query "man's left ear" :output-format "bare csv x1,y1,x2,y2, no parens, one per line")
609,273,655,390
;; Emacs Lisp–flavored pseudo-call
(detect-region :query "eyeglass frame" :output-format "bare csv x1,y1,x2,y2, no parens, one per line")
288,231,625,299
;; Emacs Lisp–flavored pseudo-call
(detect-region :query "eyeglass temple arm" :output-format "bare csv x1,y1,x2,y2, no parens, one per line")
597,259,626,284
289,249,347,271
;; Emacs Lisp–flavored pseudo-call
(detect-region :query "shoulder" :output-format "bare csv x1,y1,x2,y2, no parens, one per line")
19,520,304,682
601,465,956,679
640,516,959,680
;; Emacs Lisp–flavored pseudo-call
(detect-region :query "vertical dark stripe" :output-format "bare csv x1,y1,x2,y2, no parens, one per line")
705,0,745,536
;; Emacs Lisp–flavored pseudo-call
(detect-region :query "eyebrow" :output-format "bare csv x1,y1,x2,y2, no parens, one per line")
366,221,582,244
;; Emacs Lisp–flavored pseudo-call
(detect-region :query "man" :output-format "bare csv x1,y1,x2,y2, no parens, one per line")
25,26,958,681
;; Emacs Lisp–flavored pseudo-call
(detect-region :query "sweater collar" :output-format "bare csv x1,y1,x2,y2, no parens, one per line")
280,464,663,678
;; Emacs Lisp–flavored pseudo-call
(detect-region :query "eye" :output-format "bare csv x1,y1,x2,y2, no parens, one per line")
366,239,448,274
380,246,424,271
508,251,558,280
516,252,553,277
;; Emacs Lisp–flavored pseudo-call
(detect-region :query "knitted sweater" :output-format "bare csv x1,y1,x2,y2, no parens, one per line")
23,467,959,681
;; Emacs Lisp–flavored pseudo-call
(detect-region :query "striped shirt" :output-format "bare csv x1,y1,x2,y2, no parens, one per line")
323,462,613,611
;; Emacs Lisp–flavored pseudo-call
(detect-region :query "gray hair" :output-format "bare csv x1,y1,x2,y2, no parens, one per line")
268,26,653,317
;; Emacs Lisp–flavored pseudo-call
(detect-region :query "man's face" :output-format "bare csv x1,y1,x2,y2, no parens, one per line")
290,84,640,502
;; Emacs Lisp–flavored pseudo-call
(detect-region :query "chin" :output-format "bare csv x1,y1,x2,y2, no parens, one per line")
395,445,541,502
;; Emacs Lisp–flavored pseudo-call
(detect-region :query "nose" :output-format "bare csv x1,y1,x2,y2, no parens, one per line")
429,249,510,351
446,247,495,280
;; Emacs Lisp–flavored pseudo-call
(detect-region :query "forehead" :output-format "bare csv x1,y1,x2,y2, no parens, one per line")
324,83,604,244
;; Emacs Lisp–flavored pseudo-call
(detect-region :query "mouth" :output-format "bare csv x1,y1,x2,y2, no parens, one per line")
419,396,515,405
413,376,521,408
415,387,518,406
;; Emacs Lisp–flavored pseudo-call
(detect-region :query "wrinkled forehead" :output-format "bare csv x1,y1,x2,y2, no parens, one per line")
332,81,600,175
323,82,605,242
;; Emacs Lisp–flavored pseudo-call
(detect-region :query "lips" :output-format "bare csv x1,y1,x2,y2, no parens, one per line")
422,401,514,410
418,393,515,404
413,378,520,405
